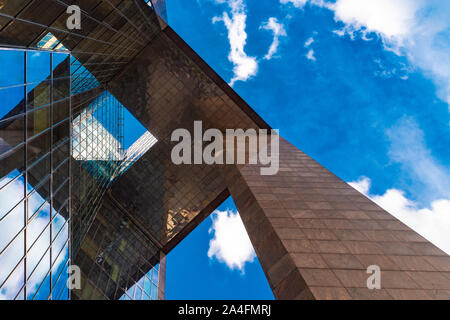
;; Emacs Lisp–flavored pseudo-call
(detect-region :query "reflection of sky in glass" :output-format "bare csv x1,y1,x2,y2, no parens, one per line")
0,49,69,120
120,264,159,300
1,37,158,300
72,90,157,179
0,169,69,300
38,32,99,96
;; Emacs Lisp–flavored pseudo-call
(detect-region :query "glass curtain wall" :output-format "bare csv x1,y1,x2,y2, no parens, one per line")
0,0,163,300
0,47,71,300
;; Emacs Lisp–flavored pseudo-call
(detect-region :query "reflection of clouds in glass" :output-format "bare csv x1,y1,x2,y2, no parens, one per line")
0,169,69,300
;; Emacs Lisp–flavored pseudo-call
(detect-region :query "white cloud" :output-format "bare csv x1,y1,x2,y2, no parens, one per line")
373,58,411,80
306,49,316,61
208,210,256,271
387,117,450,202
304,36,314,47
282,0,450,110
304,34,317,61
349,177,450,255
213,0,258,86
348,118,450,255
0,170,68,300
261,17,287,60
329,0,420,40
280,0,308,8
348,176,370,195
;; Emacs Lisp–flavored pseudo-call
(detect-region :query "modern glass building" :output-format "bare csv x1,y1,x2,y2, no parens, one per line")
1,1,449,300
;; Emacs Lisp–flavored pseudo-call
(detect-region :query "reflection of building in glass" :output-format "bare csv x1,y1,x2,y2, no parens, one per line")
1,0,450,301
0,1,163,300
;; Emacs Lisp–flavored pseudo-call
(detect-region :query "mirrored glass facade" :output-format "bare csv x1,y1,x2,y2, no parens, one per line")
0,0,164,300
0,47,71,300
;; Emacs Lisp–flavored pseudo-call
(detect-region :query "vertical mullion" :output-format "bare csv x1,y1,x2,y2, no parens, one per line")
49,52,54,299
23,50,28,301
68,53,72,301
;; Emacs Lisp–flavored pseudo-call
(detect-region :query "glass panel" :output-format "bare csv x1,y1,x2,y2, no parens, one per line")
26,229,50,278
0,113,24,158
29,271,51,300
0,260,25,300
27,179,50,217
53,53,70,79
0,147,24,180
0,85,25,120
0,232,24,289
27,130,51,167
53,99,69,125
28,105,51,137
52,223,68,264
119,264,159,300
28,81,51,111
0,202,24,253
52,141,69,171
52,254,69,297
27,51,50,84
0,50,24,87
135,286,142,300
27,204,51,248
53,118,69,146
0,171,25,220
53,78,70,101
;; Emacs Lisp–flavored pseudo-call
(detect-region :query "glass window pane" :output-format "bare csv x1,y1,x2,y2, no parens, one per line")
0,202,24,253
0,113,25,158
53,99,69,125
54,78,70,102
28,81,51,110
0,147,24,180
52,223,68,263
0,85,25,119
53,53,70,79
27,203,50,247
28,105,51,137
27,130,51,167
0,232,24,287
0,171,25,220
0,260,25,300
27,51,50,84
27,229,50,278
0,50,24,87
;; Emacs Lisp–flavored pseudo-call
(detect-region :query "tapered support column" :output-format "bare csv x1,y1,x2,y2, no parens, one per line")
222,137,450,300
157,252,167,300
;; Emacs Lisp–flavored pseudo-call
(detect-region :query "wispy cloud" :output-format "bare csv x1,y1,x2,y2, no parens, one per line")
208,210,256,272
261,17,287,60
348,117,450,255
306,49,316,61
304,34,316,61
282,0,450,110
213,0,258,86
304,36,314,48
349,177,450,255
387,117,450,202
280,0,308,8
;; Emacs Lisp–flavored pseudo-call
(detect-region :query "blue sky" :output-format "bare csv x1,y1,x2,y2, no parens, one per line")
164,0,450,299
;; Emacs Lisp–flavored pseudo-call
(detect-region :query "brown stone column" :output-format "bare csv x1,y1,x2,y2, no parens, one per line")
157,252,167,300
222,136,450,300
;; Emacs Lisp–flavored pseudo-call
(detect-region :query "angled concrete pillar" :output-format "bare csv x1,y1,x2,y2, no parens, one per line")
222,137,450,300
